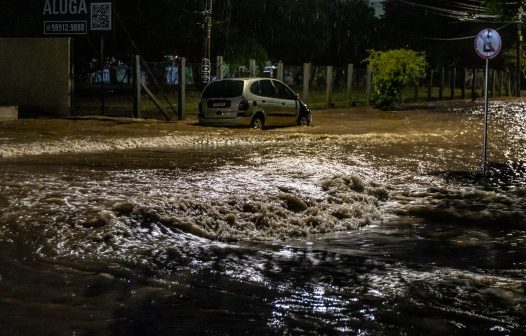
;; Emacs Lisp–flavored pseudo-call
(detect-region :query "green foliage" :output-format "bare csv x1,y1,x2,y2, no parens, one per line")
366,49,427,109
483,0,520,18
224,36,269,66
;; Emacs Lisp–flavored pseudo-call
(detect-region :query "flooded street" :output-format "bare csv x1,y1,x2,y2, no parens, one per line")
1,101,525,335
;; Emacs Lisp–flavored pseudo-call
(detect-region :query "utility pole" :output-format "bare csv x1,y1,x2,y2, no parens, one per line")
201,0,213,86
206,0,212,61
517,3,524,97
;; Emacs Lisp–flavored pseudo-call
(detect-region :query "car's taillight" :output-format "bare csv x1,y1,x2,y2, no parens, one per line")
238,100,249,111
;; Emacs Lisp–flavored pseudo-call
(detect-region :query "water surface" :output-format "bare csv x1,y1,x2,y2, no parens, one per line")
0,102,525,334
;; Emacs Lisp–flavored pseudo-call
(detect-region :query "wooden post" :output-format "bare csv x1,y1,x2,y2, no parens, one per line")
346,64,353,107
439,67,444,100
366,65,372,105
506,70,509,96
499,71,504,97
517,17,522,97
491,69,496,97
326,66,333,108
277,62,284,81
471,68,477,100
178,57,186,121
303,63,311,104
133,55,141,119
451,68,456,99
462,68,466,99
216,56,223,80
427,68,433,100
249,59,257,77
100,36,105,115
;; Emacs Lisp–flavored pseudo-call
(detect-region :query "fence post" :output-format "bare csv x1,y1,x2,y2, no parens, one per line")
471,68,477,100
491,69,496,97
450,68,457,100
303,63,311,104
439,67,444,100
504,70,508,96
249,59,257,77
216,56,223,80
478,68,482,98
100,36,105,116
277,62,284,81
177,57,186,121
499,71,504,97
346,64,353,107
427,68,433,100
414,81,419,101
461,68,466,99
326,66,333,108
366,65,372,105
133,55,141,119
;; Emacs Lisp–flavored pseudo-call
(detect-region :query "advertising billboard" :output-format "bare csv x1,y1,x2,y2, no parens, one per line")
0,1,114,37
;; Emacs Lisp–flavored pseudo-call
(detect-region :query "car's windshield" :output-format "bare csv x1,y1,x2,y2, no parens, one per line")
202,80,244,98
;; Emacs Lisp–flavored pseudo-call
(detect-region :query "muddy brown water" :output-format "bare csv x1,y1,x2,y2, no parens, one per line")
0,101,525,335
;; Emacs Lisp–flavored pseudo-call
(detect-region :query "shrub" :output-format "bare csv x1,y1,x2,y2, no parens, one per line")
366,49,427,109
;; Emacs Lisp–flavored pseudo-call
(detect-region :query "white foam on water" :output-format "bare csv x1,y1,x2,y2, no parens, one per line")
0,132,444,159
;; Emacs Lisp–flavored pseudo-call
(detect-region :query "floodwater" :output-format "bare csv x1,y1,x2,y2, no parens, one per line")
0,101,525,335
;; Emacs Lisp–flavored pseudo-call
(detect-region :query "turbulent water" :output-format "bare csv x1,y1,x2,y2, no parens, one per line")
0,101,525,335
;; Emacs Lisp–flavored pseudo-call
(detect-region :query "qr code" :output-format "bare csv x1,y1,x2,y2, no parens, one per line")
90,2,112,31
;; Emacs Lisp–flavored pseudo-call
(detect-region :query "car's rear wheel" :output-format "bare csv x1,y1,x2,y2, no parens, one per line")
251,115,264,130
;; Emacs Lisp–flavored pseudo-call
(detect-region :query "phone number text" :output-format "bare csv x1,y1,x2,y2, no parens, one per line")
44,21,87,35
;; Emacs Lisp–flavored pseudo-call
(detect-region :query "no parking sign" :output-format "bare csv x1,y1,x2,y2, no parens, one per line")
474,28,502,60
474,28,502,174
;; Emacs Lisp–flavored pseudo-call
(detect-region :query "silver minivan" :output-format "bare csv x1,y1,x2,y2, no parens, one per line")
198,78,311,129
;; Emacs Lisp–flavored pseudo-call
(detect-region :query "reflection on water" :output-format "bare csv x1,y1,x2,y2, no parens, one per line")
0,102,525,334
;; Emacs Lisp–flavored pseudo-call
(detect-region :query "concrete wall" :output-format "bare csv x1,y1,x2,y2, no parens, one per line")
0,38,71,117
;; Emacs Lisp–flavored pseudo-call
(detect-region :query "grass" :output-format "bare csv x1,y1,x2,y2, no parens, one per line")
73,89,202,119
72,84,513,119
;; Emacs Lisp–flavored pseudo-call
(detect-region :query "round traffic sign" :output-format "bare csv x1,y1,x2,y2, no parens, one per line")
474,28,502,60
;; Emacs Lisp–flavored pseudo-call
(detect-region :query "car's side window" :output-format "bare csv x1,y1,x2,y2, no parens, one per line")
273,80,296,100
250,81,260,95
259,79,276,98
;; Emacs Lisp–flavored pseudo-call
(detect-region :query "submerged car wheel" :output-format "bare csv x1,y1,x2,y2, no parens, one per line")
251,115,264,130
298,113,312,126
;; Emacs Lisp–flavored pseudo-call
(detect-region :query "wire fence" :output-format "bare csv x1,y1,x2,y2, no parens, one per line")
72,58,518,119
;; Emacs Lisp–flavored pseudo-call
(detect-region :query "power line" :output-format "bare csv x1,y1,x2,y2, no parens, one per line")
382,1,518,41
421,21,515,40
390,0,498,22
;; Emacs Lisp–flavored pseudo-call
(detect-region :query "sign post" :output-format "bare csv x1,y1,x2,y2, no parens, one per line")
474,28,502,175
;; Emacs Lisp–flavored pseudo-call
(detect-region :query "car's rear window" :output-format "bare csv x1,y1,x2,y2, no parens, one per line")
202,80,244,98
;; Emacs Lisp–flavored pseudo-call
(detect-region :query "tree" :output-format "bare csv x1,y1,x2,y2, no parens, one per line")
218,0,333,64
483,0,522,18
366,49,427,109
326,0,380,65
483,0,524,96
